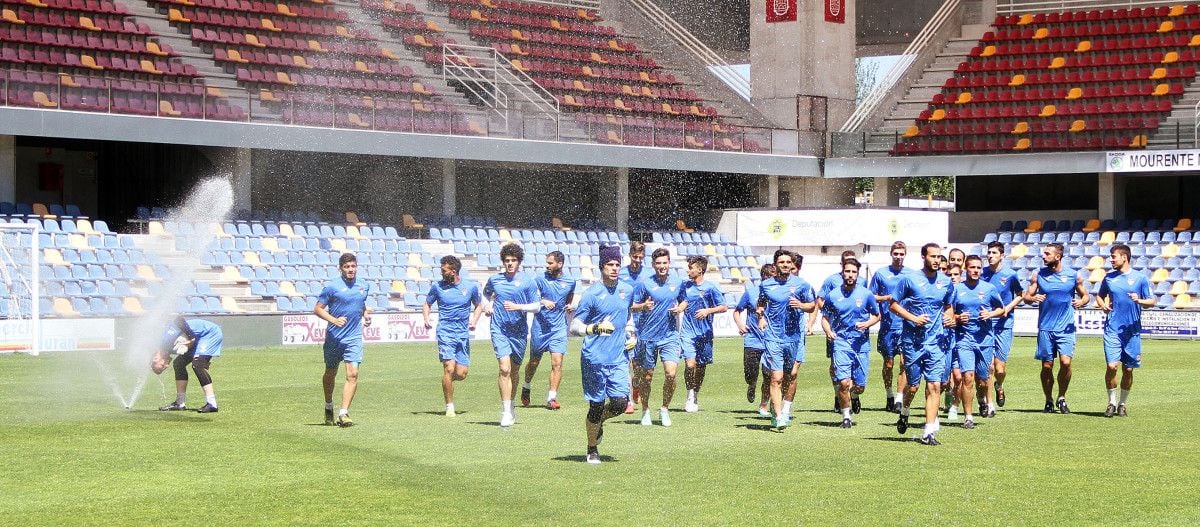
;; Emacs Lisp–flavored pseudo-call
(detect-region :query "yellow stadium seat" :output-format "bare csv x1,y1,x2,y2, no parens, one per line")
498,229,513,242
407,267,421,279
407,253,423,266
1087,268,1105,283
1008,74,1025,86
147,221,166,236
1018,13,1034,25
346,226,366,239
1152,83,1170,96
221,296,245,313
76,219,99,235
280,281,300,296
123,297,146,315
1175,218,1192,232
43,248,69,266
1151,268,1170,283
1150,67,1167,80
704,244,717,256
1023,220,1042,233
1038,104,1056,117
277,224,295,238
1009,244,1029,259
1086,256,1105,271
730,268,744,282
137,265,159,281
391,280,407,294
1011,121,1029,134
1170,281,1189,295
211,223,230,238
1013,138,1031,150
243,251,264,266
929,109,946,121
903,125,920,138
980,45,996,57
954,92,972,104
1161,243,1180,258
747,256,759,267
219,266,245,282
1170,5,1186,16
1098,231,1116,245
580,255,593,268
53,297,78,317
1158,20,1175,33
1033,27,1050,39
1074,41,1091,53
581,267,595,281
262,237,283,252
1069,119,1086,132
68,234,94,251
1049,57,1066,69
330,239,347,252
1172,294,1192,309
1082,219,1101,233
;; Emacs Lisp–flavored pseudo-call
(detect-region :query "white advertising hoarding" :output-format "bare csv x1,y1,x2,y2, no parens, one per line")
0,318,116,352
735,209,949,247
1106,149,1200,173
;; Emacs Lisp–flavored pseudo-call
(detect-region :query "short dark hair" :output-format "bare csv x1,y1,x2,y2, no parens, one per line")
1047,242,1065,255
759,263,777,280
500,242,524,262
986,241,1005,253
965,255,983,266
948,248,965,259
650,247,670,260
547,251,564,264
440,255,461,273
840,250,857,262
842,258,861,271
947,262,962,272
338,253,357,266
921,243,941,257
629,240,646,255
686,255,708,272
1111,244,1131,259
790,251,803,269
890,241,907,252
773,249,790,262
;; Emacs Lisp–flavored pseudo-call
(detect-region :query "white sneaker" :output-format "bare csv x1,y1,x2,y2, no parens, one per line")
947,406,959,422
640,411,652,426
445,405,456,417
684,401,699,413
500,412,515,427
659,408,672,427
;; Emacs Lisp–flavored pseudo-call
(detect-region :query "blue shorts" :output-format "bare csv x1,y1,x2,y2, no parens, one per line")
681,336,714,365
195,331,223,358
761,340,797,372
993,319,1014,363
903,333,946,387
530,329,567,358
787,338,806,367
581,360,630,403
323,339,363,369
1103,326,1142,369
1036,327,1076,361
877,328,904,358
832,334,870,386
438,336,471,366
491,328,527,365
942,340,957,383
636,337,681,370
955,338,994,380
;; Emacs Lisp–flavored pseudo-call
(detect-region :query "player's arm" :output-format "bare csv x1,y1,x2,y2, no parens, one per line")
630,284,653,312
1095,280,1112,312
870,275,892,303
732,291,751,334
1072,276,1091,309
1021,274,1042,304
790,288,816,313
422,288,436,329
858,297,881,330
980,291,1005,320
820,313,835,341
700,287,728,317
314,290,346,327
806,298,823,332
889,284,929,326
468,286,485,328
1132,278,1156,308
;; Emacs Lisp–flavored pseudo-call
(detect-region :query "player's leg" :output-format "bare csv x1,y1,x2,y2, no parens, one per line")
660,357,677,426
1055,332,1075,413
692,339,712,404
192,355,218,413
681,337,698,411
1036,330,1057,412
896,352,921,435
879,331,896,410
758,367,771,414
975,344,994,417
1117,332,1140,417
497,353,517,426
762,341,787,426
442,358,458,407
1103,330,1121,416
993,323,1011,406
322,342,341,424
850,337,869,414
547,351,564,408
743,347,763,402
161,351,193,411
585,363,631,464
638,344,657,425
522,350,543,408
832,340,853,426
336,360,359,427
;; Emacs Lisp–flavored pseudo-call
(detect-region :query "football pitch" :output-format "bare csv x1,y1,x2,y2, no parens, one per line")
3,337,1199,526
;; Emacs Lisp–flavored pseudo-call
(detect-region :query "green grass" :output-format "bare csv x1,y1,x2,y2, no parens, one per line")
2,337,1199,526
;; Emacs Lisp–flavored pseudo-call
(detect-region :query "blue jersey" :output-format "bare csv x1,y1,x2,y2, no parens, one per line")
631,273,685,343
532,272,576,341
1034,266,1081,332
618,264,648,288
735,281,767,349
317,277,370,344
484,272,538,334
821,285,879,340
162,318,221,353
818,272,842,300
679,279,724,339
426,279,482,340
760,275,815,343
1099,270,1152,332
952,280,1003,345
575,280,635,365
894,271,956,344
981,265,1024,328
870,265,918,332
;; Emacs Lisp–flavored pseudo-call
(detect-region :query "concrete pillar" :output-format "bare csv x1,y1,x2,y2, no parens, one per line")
615,167,629,233
0,135,13,203
758,176,780,208
872,176,903,207
749,0,857,130
979,0,998,23
441,158,456,217
230,148,252,213
778,177,856,208
1098,172,1126,220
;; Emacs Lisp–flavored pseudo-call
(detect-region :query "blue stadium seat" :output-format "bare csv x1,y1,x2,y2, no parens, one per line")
275,297,292,311
1163,231,1177,243
1179,232,1194,243
997,233,1012,243
1130,219,1146,230
1115,232,1131,243
1147,245,1162,257
998,220,1014,231
1146,231,1162,244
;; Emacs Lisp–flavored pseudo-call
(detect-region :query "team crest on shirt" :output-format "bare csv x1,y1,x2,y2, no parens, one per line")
618,291,627,299
854,299,863,307
1127,277,1135,285
999,278,1008,285
977,291,985,299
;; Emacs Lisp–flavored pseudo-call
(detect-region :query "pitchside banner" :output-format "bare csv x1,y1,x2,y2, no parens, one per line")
825,0,845,23
0,318,116,352
1012,308,1200,338
1106,149,1200,173
766,0,797,22
735,209,948,247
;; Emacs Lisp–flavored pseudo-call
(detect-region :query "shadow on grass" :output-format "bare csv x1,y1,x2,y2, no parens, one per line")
736,423,783,433
470,421,502,427
801,420,849,428
410,411,468,416
865,436,915,443
552,455,620,463
1069,411,1112,418
126,410,212,423
716,409,765,415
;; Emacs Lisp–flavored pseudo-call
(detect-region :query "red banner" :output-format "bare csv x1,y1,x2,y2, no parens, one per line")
766,0,796,23
825,0,845,23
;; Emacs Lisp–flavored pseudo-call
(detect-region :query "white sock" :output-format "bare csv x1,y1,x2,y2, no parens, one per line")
522,382,531,390
900,405,910,417
1120,389,1130,405
325,402,334,411
175,393,186,405
841,407,851,419
687,389,696,402
781,400,792,417
886,386,895,398
446,403,455,411
205,394,217,407
502,400,513,413
338,408,348,416
1108,388,1118,405
547,390,557,401
923,422,936,436
989,403,996,412
660,406,669,412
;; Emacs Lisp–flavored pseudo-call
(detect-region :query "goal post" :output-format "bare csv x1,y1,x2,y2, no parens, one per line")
0,223,40,355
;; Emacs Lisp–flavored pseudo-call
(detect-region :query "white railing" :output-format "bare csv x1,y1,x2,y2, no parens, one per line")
442,44,560,133
625,0,750,100
839,0,961,133
513,0,600,9
998,0,1183,15
1193,99,1200,148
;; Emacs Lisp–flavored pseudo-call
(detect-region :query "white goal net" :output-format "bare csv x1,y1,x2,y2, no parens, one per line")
0,223,40,354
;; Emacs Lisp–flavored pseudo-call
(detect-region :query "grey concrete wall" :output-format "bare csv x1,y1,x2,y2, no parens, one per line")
14,145,98,212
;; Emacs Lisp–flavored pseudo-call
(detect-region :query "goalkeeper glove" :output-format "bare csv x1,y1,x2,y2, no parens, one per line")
586,319,616,336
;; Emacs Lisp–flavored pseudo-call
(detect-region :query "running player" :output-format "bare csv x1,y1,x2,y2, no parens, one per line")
948,248,966,271
619,240,648,413
1096,244,1153,418
870,241,916,412
951,256,1005,428
570,245,635,464
757,250,816,428
781,251,814,416
424,255,483,417
522,251,576,410
315,253,371,427
981,241,1025,409
943,262,963,420
481,243,541,427
734,263,776,415
1023,243,1090,414
890,243,955,446
679,255,726,412
812,250,857,412
630,248,686,426
153,317,224,414
820,258,880,428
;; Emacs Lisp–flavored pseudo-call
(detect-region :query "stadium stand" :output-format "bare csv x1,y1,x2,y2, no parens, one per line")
892,4,1200,155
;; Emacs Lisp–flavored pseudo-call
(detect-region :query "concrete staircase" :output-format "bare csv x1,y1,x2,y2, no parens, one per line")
125,1,242,91
1146,82,1200,149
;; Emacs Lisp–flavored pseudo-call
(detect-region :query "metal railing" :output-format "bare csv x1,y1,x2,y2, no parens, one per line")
997,0,1185,15
625,0,750,100
840,0,961,133
442,44,560,134
512,0,600,10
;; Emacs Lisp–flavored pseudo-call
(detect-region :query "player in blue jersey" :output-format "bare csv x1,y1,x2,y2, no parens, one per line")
1022,242,1090,414
153,317,224,413
424,255,483,417
481,243,542,427
1096,244,1154,417
870,241,916,412
521,251,576,410
618,241,647,414
756,250,816,428
735,263,777,415
630,248,687,426
890,243,955,446
811,250,858,413
982,241,1026,409
820,259,880,429
315,253,371,427
943,262,963,420
951,256,1005,427
570,245,636,464
679,255,727,413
